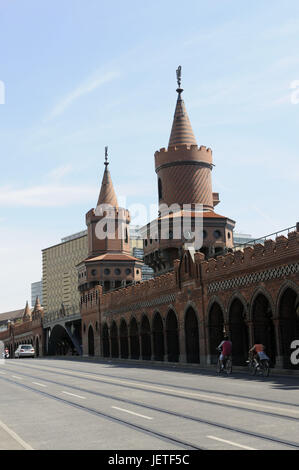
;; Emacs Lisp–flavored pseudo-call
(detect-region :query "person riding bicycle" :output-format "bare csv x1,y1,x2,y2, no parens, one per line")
217,335,232,370
249,341,269,368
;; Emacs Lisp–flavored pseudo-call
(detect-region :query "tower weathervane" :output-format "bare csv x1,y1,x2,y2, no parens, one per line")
176,65,183,96
104,146,109,167
176,65,182,89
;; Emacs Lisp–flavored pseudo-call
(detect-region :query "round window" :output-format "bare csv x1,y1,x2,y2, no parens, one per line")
214,230,221,239
115,268,121,275
91,269,97,276
125,268,131,275
104,268,110,275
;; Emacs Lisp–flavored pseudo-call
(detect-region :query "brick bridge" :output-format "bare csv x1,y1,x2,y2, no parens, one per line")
1,229,298,370
80,229,299,370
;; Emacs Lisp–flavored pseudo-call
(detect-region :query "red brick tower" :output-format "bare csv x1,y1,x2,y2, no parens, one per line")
144,67,235,274
78,148,143,294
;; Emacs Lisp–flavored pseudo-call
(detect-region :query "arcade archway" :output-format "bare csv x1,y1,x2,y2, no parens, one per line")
166,310,179,362
185,307,200,363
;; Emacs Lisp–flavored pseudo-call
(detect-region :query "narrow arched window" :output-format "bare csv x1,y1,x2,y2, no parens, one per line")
158,178,163,200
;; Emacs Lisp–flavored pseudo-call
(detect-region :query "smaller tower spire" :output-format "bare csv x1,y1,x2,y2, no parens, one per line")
97,146,118,208
23,301,31,321
168,66,197,148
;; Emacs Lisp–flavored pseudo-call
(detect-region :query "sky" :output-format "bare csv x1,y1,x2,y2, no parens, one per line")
0,0,299,311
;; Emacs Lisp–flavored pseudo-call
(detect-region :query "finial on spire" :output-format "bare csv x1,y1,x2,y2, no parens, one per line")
176,65,183,96
104,146,109,168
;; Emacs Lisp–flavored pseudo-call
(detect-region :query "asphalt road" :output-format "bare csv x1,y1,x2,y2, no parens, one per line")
0,358,298,450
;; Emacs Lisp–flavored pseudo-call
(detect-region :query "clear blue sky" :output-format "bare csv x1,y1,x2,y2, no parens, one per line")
0,0,298,311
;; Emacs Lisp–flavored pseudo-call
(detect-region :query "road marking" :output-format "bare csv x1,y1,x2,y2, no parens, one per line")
61,391,86,399
207,435,257,450
12,375,23,380
112,406,153,420
32,382,47,387
0,370,6,374
0,418,33,450
12,362,299,417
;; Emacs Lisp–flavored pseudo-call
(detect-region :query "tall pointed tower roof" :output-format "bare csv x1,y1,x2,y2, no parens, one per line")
33,296,42,312
97,147,118,208
168,66,197,148
23,301,31,320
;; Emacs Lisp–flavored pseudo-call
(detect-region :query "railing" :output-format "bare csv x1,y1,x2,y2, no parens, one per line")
43,304,80,325
206,225,298,259
233,225,297,250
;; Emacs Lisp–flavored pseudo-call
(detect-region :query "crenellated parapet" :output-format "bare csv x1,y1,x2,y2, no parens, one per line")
198,230,299,282
155,144,213,171
80,285,102,313
100,271,177,314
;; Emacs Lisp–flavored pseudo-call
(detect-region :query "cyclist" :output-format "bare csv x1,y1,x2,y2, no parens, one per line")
217,335,232,370
249,340,269,368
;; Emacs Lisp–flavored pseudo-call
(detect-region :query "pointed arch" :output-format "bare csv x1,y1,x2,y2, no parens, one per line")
208,301,224,364
140,315,151,360
152,312,164,361
184,306,200,363
102,323,110,357
110,321,119,358
119,319,129,359
228,297,249,365
277,285,299,369
166,309,179,362
129,317,140,359
88,325,95,356
251,291,276,365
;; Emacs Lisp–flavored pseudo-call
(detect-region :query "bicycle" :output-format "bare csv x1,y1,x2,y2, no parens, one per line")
247,356,270,377
216,351,232,375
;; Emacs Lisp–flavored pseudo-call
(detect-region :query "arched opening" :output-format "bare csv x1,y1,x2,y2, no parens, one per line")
185,307,200,363
166,310,179,362
252,294,276,366
88,325,95,356
120,320,129,359
278,288,299,369
102,323,110,357
140,316,151,360
229,299,249,366
129,318,140,359
48,325,74,356
35,337,40,357
158,178,163,200
110,322,119,358
209,302,224,364
153,313,164,361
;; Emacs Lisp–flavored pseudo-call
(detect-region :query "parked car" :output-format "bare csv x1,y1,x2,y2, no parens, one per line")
15,344,35,358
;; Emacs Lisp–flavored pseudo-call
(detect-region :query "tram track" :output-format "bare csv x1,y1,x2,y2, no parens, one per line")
6,361,299,422
19,360,299,409
1,366,299,450
0,374,201,450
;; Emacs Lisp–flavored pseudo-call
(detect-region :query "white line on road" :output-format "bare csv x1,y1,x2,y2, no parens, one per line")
11,362,299,417
207,435,257,450
32,382,47,387
112,406,153,420
0,418,33,450
61,391,86,399
0,370,6,374
12,375,23,380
